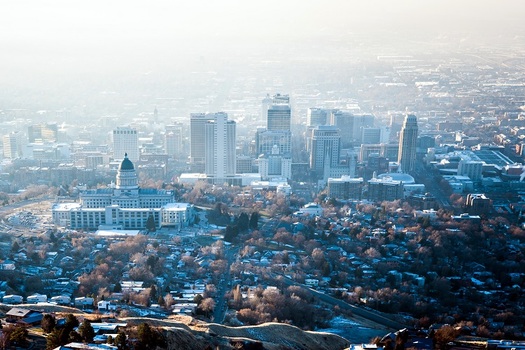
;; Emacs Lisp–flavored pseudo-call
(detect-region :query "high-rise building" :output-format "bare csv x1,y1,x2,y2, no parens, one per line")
256,129,292,156
190,113,216,172
113,127,139,163
307,108,329,127
267,94,291,131
309,126,341,176
329,111,374,147
361,128,382,144
458,159,483,181
204,112,236,179
328,176,364,200
3,132,22,159
164,124,183,159
256,94,292,180
28,123,58,143
398,114,418,173
261,93,272,122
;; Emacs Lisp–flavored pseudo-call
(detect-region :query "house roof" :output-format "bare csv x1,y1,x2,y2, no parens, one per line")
6,308,31,317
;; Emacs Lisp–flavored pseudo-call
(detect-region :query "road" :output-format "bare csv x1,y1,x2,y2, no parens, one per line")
212,243,238,323
412,161,453,211
0,196,52,218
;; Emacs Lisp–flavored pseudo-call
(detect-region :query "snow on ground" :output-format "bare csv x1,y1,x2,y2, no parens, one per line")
319,316,387,344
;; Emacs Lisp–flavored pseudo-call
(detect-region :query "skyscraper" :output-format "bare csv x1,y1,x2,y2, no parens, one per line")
329,111,374,148
398,114,418,173
256,93,293,180
307,108,329,127
112,127,139,163
309,126,341,177
204,112,236,179
3,131,22,159
28,123,58,143
267,94,291,131
165,123,183,159
190,113,216,172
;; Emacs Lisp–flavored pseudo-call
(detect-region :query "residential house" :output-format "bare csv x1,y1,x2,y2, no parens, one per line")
27,293,48,303
50,295,71,305
5,307,43,325
97,300,117,311
75,296,94,308
2,294,23,304
0,259,16,270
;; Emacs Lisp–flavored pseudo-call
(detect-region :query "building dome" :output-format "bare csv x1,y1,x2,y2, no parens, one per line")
116,153,138,190
377,172,415,184
119,153,135,171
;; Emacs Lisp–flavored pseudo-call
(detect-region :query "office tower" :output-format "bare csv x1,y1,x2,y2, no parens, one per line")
398,114,418,173
458,159,483,181
204,112,236,179
3,132,22,159
354,114,375,143
309,126,341,176
190,113,215,172
360,143,399,162
28,123,58,143
256,93,292,180
361,128,382,144
112,127,139,163
330,111,374,147
368,176,404,202
165,124,183,159
256,129,292,156
261,93,272,122
307,108,329,127
267,94,291,131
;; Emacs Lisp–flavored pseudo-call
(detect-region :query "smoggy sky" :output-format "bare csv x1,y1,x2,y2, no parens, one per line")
1,0,524,105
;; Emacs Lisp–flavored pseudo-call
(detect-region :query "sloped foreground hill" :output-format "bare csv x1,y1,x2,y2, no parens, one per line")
125,317,350,350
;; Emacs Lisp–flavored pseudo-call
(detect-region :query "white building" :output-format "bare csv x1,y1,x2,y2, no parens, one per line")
190,113,216,171
204,112,236,180
3,131,22,159
164,124,183,159
310,126,341,177
458,159,483,181
112,127,139,163
52,155,194,230
27,293,48,303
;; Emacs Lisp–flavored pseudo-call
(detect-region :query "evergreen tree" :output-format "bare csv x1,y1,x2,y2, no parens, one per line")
78,320,95,343
249,212,259,230
146,215,156,232
65,314,79,329
46,328,63,350
68,330,82,343
41,314,56,333
237,212,250,232
115,331,128,350
4,325,28,347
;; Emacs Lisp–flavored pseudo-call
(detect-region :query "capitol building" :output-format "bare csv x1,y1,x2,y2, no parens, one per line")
52,154,194,230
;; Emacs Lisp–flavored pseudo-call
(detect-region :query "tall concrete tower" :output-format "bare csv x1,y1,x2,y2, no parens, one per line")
398,114,418,173
309,126,341,177
190,113,216,172
113,126,139,163
204,112,236,179
267,94,291,131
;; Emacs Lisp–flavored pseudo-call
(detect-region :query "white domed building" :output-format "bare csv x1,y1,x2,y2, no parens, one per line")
373,171,425,200
53,154,194,230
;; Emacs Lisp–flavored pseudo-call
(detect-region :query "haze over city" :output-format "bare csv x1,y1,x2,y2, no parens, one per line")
1,0,524,111
2,1,525,350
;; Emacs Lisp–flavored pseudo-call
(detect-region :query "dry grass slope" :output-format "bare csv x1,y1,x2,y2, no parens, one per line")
203,322,350,350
